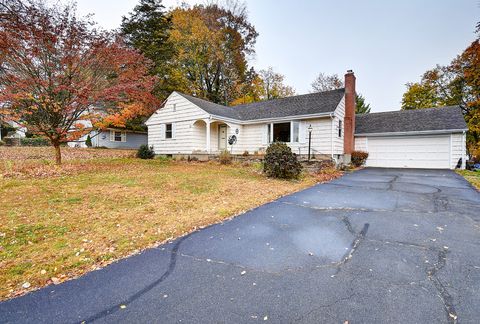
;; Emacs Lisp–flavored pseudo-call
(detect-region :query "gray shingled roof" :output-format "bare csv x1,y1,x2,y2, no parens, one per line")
355,106,467,134
177,88,345,121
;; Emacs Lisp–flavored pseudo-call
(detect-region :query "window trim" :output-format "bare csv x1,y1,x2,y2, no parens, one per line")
110,130,126,142
272,122,291,143
291,121,300,143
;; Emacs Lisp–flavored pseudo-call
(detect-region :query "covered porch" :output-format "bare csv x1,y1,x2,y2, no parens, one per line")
192,119,237,154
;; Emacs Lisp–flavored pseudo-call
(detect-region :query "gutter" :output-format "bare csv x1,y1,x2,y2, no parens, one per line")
208,112,334,125
354,129,469,137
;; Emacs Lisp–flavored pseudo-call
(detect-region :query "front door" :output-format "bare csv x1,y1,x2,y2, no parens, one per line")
218,125,227,150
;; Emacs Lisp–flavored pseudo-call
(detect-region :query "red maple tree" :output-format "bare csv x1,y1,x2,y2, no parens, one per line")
0,0,158,164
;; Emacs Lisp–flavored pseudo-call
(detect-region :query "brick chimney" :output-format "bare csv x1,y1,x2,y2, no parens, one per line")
344,70,356,155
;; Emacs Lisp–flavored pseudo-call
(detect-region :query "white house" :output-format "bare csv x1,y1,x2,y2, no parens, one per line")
146,71,467,169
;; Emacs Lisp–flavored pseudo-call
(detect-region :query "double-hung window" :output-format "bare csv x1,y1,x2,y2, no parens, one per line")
165,123,173,139
110,130,126,142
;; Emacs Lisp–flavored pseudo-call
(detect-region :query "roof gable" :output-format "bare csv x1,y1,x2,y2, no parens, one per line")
176,88,345,121
355,106,467,135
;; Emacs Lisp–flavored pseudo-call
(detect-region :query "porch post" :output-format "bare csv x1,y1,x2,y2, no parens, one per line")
206,120,211,153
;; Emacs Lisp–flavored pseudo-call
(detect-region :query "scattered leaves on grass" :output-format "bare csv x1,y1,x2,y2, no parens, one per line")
0,147,343,301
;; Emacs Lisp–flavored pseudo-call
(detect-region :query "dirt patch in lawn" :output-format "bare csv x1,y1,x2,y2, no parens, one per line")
0,151,342,301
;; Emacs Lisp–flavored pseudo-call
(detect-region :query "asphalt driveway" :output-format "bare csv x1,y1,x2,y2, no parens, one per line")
1,168,479,323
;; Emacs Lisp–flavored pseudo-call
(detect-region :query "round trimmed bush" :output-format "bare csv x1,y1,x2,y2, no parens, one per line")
263,142,302,179
137,144,155,159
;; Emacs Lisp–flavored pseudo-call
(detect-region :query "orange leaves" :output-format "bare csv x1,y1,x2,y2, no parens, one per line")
0,1,158,153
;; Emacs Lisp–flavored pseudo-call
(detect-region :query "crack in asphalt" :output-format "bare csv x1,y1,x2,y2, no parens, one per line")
280,201,392,213
341,216,356,236
369,239,437,251
426,247,457,324
78,234,192,324
334,220,369,275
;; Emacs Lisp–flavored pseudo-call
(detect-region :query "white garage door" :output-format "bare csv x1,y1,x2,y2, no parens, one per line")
365,135,450,169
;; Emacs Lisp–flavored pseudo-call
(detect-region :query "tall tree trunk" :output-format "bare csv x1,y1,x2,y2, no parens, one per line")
53,143,62,165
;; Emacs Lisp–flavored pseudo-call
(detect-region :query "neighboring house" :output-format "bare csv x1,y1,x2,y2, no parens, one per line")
0,120,27,140
146,70,467,169
67,128,147,149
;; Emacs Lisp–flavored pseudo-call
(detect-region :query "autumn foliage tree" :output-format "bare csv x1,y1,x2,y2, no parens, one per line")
401,37,480,156
166,2,258,104
0,0,157,164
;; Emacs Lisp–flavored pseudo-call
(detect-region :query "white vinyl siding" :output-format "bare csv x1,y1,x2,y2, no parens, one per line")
450,133,466,169
230,117,334,155
356,134,455,169
147,92,210,154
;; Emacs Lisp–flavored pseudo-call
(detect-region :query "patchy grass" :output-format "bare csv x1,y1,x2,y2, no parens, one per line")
0,147,334,300
457,169,480,190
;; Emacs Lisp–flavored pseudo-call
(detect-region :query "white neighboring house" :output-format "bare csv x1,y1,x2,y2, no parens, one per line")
146,71,467,169
0,120,27,140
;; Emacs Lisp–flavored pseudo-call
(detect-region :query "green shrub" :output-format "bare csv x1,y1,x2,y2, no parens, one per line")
136,144,155,159
263,142,302,179
219,150,232,165
85,135,92,147
0,140,5,146
351,150,369,167
20,137,50,146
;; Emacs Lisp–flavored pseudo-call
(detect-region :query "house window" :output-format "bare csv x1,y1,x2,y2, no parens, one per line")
110,130,126,142
173,104,176,112
338,120,342,137
165,123,172,139
273,122,291,142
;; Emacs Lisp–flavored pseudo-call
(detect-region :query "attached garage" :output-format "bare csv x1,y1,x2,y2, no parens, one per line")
355,106,467,170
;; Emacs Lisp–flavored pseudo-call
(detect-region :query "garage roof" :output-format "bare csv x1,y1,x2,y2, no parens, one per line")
177,88,345,121
355,106,467,135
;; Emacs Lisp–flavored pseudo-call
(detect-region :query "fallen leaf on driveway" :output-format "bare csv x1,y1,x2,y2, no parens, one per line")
120,305,126,309
240,270,246,275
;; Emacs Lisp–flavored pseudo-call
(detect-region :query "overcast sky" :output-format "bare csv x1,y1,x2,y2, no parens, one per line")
76,0,478,112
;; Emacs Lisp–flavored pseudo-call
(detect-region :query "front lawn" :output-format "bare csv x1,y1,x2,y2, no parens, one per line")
457,169,480,190
0,147,326,300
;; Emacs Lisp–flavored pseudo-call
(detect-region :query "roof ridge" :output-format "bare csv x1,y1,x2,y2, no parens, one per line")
357,105,460,117
233,88,345,109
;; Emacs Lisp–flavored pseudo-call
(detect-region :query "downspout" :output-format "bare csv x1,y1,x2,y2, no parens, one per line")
462,130,466,170
330,112,335,161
